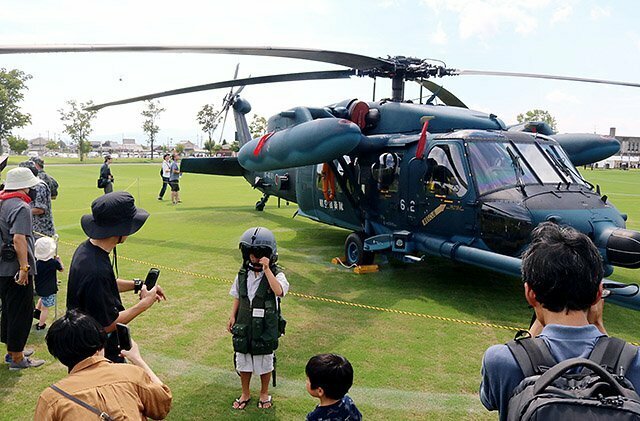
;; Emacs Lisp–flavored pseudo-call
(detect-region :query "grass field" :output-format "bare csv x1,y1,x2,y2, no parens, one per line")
0,163,639,420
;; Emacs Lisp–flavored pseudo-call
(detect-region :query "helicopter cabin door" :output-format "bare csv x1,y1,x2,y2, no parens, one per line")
410,142,474,236
295,158,361,231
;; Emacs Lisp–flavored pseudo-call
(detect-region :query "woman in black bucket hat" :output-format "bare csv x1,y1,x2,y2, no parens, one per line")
67,192,167,362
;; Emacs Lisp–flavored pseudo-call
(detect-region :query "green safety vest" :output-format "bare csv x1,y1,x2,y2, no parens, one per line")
231,266,285,355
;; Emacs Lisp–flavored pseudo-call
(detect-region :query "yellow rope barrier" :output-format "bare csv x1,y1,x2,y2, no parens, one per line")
53,237,640,346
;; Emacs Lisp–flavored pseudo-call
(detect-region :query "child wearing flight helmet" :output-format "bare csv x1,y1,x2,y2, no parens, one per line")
227,227,289,410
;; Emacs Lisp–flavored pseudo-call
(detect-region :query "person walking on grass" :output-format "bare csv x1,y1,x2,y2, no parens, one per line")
33,236,64,331
158,153,171,200
99,155,114,194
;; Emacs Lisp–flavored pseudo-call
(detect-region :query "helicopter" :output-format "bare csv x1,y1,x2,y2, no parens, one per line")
3,45,640,311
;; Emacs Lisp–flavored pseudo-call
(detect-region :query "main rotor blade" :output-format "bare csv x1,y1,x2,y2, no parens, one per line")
0,45,393,71
456,69,640,88
418,80,467,108
87,69,355,111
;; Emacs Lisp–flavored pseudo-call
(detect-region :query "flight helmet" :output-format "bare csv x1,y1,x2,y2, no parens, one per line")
239,227,278,269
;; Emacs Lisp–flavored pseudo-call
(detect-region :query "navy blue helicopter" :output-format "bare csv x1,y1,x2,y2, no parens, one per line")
4,45,639,310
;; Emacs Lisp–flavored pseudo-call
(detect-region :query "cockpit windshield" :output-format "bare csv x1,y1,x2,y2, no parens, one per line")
467,140,586,195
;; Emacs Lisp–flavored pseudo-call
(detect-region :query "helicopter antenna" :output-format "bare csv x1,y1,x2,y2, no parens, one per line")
419,79,423,104
372,77,377,102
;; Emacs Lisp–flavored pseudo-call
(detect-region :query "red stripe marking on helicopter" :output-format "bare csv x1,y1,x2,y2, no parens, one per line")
254,132,275,156
415,120,430,159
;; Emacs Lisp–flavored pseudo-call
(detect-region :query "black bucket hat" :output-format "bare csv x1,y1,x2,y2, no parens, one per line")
81,192,149,239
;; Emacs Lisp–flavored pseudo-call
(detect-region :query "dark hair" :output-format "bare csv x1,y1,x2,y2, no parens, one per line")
18,161,38,177
305,354,354,400
46,310,107,371
30,156,45,168
163,153,170,159
522,222,603,312
104,155,111,162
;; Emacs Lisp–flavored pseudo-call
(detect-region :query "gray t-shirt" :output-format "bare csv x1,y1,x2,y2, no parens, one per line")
0,197,36,276
169,161,180,182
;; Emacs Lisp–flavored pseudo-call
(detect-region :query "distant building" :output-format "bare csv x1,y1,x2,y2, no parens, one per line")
594,128,640,169
89,138,145,157
610,128,640,158
28,137,49,154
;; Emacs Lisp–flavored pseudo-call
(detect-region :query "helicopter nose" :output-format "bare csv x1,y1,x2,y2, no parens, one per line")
604,228,640,268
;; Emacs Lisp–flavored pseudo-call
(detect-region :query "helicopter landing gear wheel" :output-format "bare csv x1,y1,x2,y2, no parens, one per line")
255,194,270,211
344,232,374,266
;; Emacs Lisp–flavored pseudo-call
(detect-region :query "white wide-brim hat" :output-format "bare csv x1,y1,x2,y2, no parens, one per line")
35,236,57,261
4,167,42,190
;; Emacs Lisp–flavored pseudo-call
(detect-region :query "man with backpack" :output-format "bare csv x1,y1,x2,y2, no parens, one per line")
480,222,640,420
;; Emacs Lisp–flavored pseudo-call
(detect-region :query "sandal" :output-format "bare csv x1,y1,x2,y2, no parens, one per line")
232,397,251,410
258,395,273,409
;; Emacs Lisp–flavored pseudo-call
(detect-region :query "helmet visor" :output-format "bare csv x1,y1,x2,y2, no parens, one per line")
247,246,272,259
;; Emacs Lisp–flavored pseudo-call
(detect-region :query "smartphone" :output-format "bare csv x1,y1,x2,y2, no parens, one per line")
116,323,131,351
145,268,160,290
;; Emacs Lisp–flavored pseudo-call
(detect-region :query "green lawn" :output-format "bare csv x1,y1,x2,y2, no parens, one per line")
0,164,639,420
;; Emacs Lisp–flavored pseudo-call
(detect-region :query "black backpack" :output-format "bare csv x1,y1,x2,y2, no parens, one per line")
506,335,640,420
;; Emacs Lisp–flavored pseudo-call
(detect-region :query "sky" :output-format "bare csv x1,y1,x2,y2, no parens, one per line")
2,0,640,147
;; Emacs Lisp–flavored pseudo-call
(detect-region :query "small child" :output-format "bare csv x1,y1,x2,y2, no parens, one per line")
228,227,289,410
305,354,362,421
33,237,63,330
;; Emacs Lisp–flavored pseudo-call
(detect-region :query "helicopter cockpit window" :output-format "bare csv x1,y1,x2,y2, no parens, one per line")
371,152,401,193
424,145,468,197
512,143,563,184
540,144,588,186
467,141,537,195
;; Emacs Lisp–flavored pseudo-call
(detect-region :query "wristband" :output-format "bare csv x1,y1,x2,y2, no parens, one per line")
133,278,143,294
20,265,30,272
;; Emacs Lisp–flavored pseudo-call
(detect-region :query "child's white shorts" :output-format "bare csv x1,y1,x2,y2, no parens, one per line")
235,352,274,375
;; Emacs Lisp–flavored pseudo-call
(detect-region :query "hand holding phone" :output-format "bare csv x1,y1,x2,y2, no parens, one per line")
145,268,160,290
116,323,132,351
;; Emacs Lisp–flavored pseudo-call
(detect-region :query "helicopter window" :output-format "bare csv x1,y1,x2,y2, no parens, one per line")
371,152,401,193
512,143,563,184
467,141,537,195
541,145,588,186
424,145,468,197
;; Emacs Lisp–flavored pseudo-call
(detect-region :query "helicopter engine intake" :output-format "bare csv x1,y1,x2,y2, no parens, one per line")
602,228,640,269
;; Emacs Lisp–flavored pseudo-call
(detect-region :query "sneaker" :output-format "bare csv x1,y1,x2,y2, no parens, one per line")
157,197,163,201
5,349,36,364
33,309,41,320
9,357,45,371
35,323,46,330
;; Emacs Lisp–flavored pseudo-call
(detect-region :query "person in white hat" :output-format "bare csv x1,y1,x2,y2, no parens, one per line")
33,236,63,331
0,167,46,370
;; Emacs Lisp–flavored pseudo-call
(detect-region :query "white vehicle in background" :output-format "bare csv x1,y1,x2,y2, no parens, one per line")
27,151,39,158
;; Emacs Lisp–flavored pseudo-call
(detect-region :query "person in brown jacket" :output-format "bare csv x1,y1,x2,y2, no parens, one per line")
34,310,172,420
